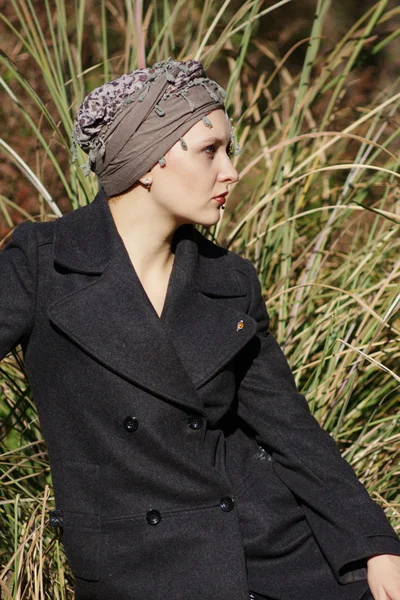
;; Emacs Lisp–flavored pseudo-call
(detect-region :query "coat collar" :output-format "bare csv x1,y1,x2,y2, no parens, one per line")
53,187,122,274
49,189,256,415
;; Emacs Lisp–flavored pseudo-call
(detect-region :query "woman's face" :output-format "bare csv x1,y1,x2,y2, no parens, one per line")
150,108,239,228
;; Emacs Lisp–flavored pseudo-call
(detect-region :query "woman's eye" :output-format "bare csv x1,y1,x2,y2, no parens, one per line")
204,144,217,156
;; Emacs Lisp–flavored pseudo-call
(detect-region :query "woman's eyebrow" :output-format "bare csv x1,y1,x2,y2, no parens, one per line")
200,135,231,146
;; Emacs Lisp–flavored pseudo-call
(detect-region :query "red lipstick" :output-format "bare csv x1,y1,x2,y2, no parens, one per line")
212,191,228,205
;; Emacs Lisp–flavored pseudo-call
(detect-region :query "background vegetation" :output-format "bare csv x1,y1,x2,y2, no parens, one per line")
1,0,399,597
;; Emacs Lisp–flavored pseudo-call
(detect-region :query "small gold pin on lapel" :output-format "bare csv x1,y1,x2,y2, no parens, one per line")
236,319,244,331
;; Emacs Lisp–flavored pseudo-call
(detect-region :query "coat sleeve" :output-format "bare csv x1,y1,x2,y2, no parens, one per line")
0,222,38,361
235,258,400,584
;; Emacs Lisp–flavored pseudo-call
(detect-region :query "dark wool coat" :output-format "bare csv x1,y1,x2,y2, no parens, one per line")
1,188,400,600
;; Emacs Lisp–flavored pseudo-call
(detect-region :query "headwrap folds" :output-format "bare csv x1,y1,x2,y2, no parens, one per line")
71,57,240,197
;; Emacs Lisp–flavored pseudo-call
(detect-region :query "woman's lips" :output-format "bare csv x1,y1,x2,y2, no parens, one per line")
213,196,226,205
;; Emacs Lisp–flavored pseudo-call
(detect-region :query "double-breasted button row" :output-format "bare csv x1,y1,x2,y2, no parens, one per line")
187,415,204,430
145,497,234,526
123,416,139,432
125,415,204,432
124,414,205,432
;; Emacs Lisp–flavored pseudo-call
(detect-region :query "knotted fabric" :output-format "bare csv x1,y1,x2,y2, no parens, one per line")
71,57,239,197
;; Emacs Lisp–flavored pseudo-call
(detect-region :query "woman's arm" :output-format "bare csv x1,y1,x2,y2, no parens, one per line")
0,222,38,360
235,258,400,586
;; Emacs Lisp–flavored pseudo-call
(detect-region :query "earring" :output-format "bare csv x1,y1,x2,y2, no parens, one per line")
144,179,151,188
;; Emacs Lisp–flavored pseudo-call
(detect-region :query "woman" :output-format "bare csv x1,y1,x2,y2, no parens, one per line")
1,57,400,600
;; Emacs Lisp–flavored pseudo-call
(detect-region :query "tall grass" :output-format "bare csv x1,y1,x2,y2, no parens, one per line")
1,0,399,597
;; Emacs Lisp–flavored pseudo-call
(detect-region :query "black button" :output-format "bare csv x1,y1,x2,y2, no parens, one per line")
123,416,139,432
49,509,64,528
146,510,161,525
220,496,235,512
188,415,204,430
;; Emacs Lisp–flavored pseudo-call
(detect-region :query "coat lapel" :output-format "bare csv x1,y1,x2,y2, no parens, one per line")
162,243,256,390
48,189,256,414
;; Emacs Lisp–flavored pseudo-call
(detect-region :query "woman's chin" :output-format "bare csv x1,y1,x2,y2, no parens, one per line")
177,206,224,228
196,208,224,227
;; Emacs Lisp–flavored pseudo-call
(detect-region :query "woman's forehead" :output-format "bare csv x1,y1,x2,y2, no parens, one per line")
186,110,231,141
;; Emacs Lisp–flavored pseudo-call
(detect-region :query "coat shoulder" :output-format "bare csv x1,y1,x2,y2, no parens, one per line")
13,220,56,248
1,220,55,253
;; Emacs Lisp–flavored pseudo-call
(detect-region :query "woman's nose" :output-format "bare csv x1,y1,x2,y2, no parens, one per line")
220,158,239,185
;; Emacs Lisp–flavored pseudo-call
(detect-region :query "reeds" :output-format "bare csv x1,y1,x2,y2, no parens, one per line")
1,0,399,597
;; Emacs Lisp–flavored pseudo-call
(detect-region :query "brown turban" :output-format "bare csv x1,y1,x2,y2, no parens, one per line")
71,57,240,197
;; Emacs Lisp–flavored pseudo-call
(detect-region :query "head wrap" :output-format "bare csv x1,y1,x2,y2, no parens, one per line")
71,57,241,197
